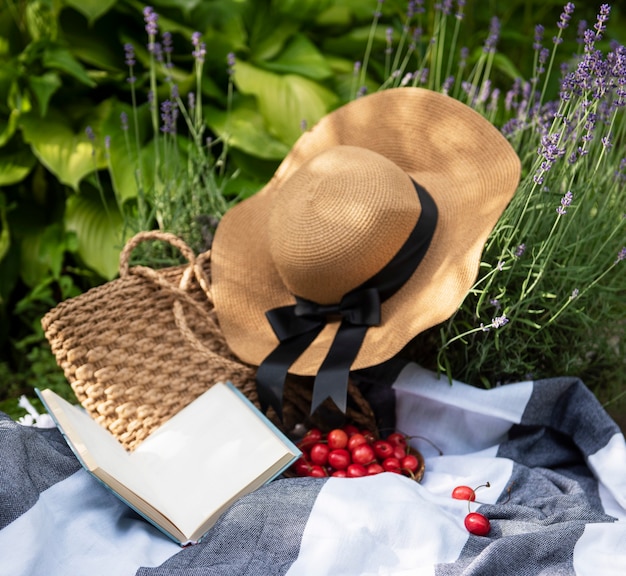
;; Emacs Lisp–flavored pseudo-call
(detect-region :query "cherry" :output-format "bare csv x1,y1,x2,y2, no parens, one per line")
451,482,490,501
308,465,327,478
366,463,385,475
346,463,367,477
386,432,408,449
373,440,395,460
392,445,407,460
327,428,349,450
342,424,360,436
327,448,351,470
452,486,477,501
347,433,367,451
400,454,419,473
294,457,312,476
464,512,490,536
331,469,347,478
309,443,330,466
299,428,322,450
351,443,375,465
382,456,402,473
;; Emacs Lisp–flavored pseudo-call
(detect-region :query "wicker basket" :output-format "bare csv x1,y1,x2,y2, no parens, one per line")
42,231,377,450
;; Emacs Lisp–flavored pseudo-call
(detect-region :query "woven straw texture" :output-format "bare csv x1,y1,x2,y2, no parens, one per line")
42,231,377,450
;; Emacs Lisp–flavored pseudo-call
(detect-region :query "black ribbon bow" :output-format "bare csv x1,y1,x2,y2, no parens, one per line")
255,180,438,418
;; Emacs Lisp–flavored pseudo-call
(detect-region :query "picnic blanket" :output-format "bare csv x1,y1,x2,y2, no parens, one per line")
2,362,625,575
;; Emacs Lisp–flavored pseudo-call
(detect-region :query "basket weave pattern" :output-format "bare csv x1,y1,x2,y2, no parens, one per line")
42,232,378,450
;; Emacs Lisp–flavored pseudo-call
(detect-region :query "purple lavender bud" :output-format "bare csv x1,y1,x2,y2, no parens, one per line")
557,3,575,30
160,99,178,134
300,119,307,132
570,288,579,299
456,0,466,20
85,126,94,141
143,6,158,37
483,17,500,53
557,190,573,215
227,52,236,77
124,43,135,67
187,91,195,111
192,33,206,63
459,46,469,68
533,25,544,51
616,247,626,263
515,243,526,258
594,4,610,40
162,31,173,54
374,0,384,18
104,135,111,150
441,0,453,15
120,112,128,131
491,314,509,329
353,61,361,74
442,75,454,94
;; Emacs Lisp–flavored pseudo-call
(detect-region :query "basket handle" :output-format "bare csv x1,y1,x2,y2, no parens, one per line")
119,230,214,305
117,231,230,364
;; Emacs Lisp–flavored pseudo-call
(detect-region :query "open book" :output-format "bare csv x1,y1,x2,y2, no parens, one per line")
37,382,300,545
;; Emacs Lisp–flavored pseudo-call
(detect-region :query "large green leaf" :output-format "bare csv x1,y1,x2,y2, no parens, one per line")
259,34,333,80
204,99,290,161
18,223,77,287
61,0,118,24
42,44,97,87
0,147,36,186
234,60,338,145
20,110,107,190
65,190,125,280
27,71,62,116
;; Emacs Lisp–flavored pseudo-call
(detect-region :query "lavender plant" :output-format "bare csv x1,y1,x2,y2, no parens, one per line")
100,7,238,261
369,1,625,403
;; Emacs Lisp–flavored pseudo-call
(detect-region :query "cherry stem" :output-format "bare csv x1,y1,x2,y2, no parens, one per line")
379,428,445,455
467,482,491,512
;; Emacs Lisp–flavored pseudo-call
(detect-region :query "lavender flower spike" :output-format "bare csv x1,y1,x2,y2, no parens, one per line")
557,191,573,215
483,17,500,53
557,3,575,30
616,247,626,263
143,6,158,37
491,314,509,329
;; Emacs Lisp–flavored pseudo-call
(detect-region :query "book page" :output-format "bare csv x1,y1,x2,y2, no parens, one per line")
37,390,163,506
131,383,298,538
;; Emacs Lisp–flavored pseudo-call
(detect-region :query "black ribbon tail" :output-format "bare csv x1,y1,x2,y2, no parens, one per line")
310,321,369,414
256,312,323,418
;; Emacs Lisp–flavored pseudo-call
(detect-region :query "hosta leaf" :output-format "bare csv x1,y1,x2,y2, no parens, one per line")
204,100,290,161
234,60,338,145
20,111,106,190
61,0,118,24
0,147,36,186
65,190,125,280
27,71,62,116
259,34,332,80
42,44,96,87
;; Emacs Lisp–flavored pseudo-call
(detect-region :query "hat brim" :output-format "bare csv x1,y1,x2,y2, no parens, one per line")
211,88,521,375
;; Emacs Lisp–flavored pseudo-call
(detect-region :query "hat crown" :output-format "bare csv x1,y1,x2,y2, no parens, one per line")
268,146,421,304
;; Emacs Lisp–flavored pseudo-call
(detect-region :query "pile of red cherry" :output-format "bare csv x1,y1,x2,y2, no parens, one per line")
290,425,423,480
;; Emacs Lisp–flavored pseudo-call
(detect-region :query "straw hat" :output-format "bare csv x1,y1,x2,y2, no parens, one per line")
211,87,521,414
